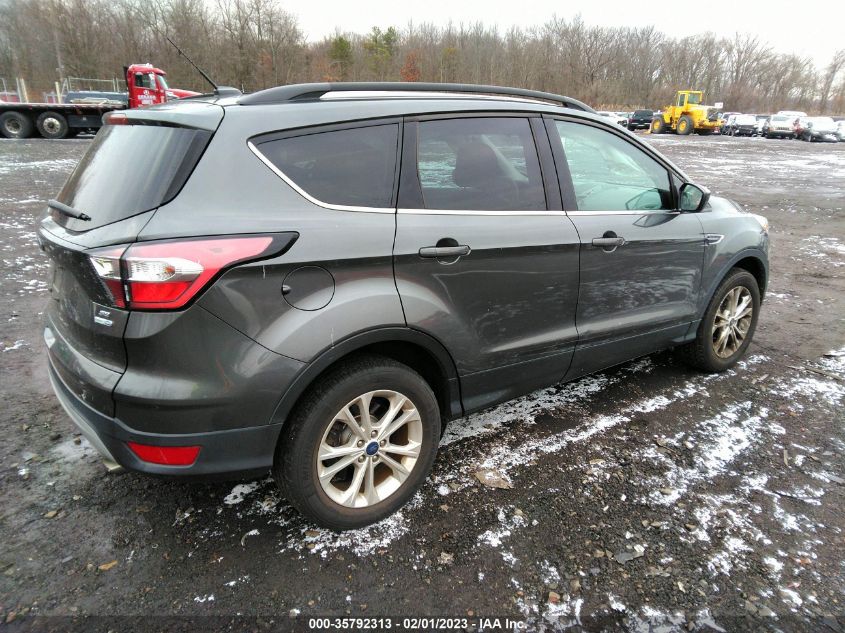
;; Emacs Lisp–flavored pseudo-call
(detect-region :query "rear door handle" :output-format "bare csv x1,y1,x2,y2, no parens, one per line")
592,237,625,247
419,245,471,258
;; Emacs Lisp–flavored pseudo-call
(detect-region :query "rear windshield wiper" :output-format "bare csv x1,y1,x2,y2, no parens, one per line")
48,199,91,222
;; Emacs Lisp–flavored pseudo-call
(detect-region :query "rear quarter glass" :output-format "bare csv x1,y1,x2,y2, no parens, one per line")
52,124,211,232
254,123,399,208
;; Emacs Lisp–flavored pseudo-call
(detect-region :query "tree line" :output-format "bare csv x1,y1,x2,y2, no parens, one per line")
1,0,843,114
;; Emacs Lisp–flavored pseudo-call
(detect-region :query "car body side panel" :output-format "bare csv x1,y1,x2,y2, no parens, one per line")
393,212,581,412
567,212,705,344
564,211,705,378
115,305,304,434
696,196,770,311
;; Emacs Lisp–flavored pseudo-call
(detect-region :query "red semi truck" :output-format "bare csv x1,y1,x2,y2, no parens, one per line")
0,63,199,139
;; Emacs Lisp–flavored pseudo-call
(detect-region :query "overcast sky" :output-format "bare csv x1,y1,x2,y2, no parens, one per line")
290,0,843,69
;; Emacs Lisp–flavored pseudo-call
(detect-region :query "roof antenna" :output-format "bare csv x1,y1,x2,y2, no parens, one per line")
165,35,219,93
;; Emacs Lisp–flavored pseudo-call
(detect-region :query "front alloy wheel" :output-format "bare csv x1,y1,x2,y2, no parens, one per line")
317,390,423,508
711,286,753,358
678,268,760,372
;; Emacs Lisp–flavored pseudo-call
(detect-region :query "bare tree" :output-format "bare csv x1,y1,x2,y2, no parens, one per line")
1,1,842,114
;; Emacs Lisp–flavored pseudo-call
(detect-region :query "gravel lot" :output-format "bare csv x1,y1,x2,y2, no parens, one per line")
1,134,844,632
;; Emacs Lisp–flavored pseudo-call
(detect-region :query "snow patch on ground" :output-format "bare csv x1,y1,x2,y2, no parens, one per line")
1,339,27,352
281,493,424,559
477,507,526,548
644,401,768,505
223,481,262,505
440,372,618,446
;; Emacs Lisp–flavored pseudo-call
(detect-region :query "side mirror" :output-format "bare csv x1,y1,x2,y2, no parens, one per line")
679,183,710,212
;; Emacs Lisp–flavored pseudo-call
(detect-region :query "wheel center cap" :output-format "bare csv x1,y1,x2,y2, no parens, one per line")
365,441,379,456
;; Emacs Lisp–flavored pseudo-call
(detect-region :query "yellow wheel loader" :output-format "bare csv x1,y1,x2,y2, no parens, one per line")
651,91,723,135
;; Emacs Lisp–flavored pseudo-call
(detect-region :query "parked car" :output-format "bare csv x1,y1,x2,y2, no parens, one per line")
597,111,627,126
628,109,654,131
718,112,740,134
763,114,797,138
39,82,769,530
726,114,758,137
796,116,839,142
754,115,769,136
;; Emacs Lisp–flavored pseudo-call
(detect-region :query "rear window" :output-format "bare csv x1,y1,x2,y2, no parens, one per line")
256,124,399,209
56,124,211,230
634,110,653,117
416,117,546,211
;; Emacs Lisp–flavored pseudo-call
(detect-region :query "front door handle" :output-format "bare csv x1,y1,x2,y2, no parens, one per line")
419,245,471,258
591,237,625,247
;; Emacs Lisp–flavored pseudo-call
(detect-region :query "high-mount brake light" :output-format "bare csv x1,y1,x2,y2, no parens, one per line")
88,236,276,311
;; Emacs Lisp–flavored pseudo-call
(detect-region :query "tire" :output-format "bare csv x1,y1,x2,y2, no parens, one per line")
677,115,694,135
679,268,760,372
36,111,69,139
275,354,441,530
0,111,34,139
650,117,666,134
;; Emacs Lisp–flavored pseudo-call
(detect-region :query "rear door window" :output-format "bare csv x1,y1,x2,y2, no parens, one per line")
256,124,399,209
415,117,546,211
55,123,211,231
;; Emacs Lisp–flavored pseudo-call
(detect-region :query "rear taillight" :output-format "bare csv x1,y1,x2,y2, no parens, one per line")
88,235,276,311
89,246,128,308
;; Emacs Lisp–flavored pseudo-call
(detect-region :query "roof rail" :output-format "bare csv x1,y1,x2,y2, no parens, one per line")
238,82,595,112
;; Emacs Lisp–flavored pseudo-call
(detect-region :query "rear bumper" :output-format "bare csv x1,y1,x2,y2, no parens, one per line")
48,360,282,476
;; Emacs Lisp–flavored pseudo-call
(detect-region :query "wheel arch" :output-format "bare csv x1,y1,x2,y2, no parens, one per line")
702,249,768,314
269,327,463,429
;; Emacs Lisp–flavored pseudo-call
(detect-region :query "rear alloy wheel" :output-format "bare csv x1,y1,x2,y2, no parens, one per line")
677,115,694,135
275,355,440,530
678,268,760,372
317,390,423,508
36,111,69,139
0,111,34,139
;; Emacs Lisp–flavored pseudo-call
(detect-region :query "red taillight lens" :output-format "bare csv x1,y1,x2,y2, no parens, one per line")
124,237,273,309
88,235,276,311
127,442,200,466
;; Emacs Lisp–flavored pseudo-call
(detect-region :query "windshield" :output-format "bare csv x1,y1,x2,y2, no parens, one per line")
156,74,169,90
808,117,835,130
55,124,211,230
772,115,789,122
687,93,701,105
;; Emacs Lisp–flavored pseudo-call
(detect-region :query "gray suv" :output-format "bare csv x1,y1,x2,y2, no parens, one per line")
38,83,769,530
